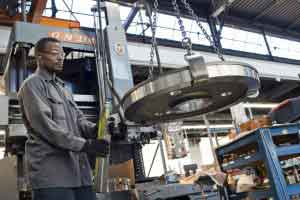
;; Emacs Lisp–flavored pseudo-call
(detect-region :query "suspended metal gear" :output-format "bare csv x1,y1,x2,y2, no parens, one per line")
121,0,260,124
122,55,260,124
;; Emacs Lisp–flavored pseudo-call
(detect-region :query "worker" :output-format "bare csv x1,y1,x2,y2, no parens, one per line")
18,37,109,200
0,0,18,16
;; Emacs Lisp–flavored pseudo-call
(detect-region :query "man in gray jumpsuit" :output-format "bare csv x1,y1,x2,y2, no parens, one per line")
18,37,109,200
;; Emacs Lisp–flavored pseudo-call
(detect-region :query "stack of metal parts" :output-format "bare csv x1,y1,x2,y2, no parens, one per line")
162,121,187,159
135,182,220,200
132,143,146,180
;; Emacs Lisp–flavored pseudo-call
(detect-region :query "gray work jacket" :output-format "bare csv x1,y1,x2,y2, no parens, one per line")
18,68,96,189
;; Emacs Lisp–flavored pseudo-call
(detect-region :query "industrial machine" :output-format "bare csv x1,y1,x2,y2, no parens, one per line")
0,2,151,199
269,97,300,124
0,0,260,199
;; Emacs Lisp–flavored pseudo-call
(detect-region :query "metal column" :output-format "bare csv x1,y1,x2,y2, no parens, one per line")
258,128,290,200
93,0,109,193
93,1,136,192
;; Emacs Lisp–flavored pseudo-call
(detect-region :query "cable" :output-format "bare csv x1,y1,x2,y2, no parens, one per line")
105,78,126,123
68,0,74,23
91,3,125,123
61,0,79,22
147,142,160,177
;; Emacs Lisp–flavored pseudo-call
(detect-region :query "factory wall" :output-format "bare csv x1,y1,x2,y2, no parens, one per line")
1,26,300,81
127,42,300,81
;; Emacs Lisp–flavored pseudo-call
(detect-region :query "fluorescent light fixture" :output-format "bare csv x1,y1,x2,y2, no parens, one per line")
182,124,234,130
0,130,4,135
243,103,278,109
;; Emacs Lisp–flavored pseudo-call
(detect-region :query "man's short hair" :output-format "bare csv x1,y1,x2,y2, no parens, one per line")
34,37,61,57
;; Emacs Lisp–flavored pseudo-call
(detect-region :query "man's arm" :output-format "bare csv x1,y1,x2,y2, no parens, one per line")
76,105,97,139
18,80,86,151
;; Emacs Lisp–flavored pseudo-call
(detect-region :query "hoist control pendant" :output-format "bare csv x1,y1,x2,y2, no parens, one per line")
122,55,260,124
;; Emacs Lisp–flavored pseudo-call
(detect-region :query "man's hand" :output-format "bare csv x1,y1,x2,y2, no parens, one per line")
81,139,110,157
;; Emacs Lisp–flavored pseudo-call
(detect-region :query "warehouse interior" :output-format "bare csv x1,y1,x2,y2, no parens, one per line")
1,0,300,199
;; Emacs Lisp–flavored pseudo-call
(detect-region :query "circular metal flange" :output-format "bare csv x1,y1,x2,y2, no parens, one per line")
122,61,260,124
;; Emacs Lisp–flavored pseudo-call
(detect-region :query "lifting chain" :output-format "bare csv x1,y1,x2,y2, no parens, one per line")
180,0,225,60
173,0,225,61
148,0,159,77
172,0,193,56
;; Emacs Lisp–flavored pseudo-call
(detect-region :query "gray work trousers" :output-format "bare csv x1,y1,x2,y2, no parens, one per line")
32,186,96,200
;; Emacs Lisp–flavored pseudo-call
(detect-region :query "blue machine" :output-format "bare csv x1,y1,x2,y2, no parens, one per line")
216,123,300,200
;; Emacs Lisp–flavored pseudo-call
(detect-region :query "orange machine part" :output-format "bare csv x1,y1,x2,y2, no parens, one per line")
0,6,80,29
39,16,80,29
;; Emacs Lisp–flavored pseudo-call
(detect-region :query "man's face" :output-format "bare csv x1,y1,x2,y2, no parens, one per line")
38,42,65,72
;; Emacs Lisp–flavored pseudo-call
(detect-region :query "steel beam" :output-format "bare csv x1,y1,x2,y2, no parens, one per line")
262,82,299,100
123,6,139,31
211,0,236,18
50,0,57,17
286,15,300,29
262,29,273,59
29,0,48,23
287,19,300,30
21,0,26,22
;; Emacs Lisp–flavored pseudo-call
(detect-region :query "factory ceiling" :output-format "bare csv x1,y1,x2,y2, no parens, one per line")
118,0,300,43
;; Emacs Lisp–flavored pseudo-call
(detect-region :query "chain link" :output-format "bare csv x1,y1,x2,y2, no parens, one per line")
180,0,225,61
148,0,159,77
172,0,193,55
138,9,145,35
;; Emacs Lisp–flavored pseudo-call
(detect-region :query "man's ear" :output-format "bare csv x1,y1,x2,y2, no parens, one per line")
36,55,42,66
36,54,42,60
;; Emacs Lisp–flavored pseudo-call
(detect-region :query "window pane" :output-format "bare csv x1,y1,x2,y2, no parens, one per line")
43,8,52,17
190,32,210,46
72,0,95,15
46,0,51,8
156,27,175,39
54,0,71,12
56,11,72,20
267,36,300,60
157,13,176,29
74,14,94,28
120,6,132,21
189,21,211,46
127,22,144,35
126,9,211,46
221,27,268,54
44,1,300,60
